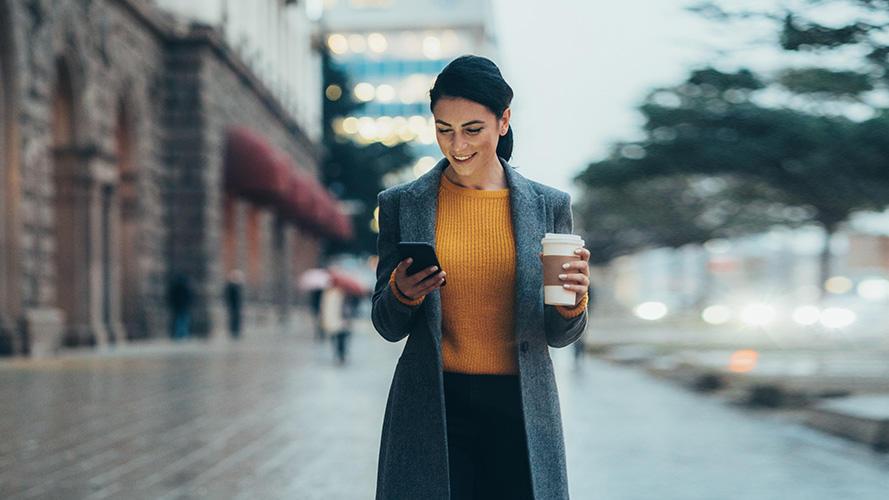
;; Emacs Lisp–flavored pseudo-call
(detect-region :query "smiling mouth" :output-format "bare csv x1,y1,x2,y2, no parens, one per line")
453,153,476,162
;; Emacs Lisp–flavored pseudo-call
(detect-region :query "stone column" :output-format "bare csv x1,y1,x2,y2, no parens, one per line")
52,146,122,348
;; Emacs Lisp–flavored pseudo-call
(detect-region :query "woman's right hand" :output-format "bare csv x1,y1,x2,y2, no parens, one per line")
393,258,446,301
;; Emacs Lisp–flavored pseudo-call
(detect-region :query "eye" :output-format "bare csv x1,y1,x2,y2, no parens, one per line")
437,128,452,134
466,128,482,134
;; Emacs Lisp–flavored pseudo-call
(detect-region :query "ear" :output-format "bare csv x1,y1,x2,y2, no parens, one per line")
499,108,511,136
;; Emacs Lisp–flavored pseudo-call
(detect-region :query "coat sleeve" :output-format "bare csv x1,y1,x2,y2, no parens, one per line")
544,191,588,348
371,189,423,342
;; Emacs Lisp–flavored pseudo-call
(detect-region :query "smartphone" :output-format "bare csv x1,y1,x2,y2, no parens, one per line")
396,242,445,285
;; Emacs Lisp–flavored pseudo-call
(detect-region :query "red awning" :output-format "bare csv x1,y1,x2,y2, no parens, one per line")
223,126,290,206
328,205,355,241
222,125,354,242
279,168,316,225
303,186,335,233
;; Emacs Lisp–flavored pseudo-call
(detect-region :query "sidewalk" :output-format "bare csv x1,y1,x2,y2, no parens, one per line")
1,319,888,499
582,315,889,452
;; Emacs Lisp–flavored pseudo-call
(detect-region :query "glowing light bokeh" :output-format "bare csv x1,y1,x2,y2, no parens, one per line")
342,117,359,134
327,33,348,54
634,302,668,321
376,84,396,103
858,278,889,301
367,33,388,53
423,35,442,59
325,84,342,101
740,304,776,326
729,350,759,373
825,276,853,294
413,156,437,178
701,305,731,325
792,306,820,326
353,82,376,102
819,308,856,329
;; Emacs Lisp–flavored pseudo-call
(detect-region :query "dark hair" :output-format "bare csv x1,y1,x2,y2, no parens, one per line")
429,55,514,161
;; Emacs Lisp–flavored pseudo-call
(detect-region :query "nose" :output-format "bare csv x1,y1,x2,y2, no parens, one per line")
451,131,469,151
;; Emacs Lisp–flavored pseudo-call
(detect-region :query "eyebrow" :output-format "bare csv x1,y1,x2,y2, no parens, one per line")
435,119,485,127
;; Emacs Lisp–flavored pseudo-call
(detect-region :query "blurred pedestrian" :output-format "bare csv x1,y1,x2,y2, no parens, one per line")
224,270,244,339
298,268,331,341
310,288,324,341
371,55,589,499
167,272,193,340
320,283,351,364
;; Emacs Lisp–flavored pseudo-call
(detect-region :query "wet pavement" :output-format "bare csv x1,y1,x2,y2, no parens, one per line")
2,316,888,499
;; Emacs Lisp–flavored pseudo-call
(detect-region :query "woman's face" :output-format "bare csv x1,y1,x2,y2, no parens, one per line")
432,97,510,180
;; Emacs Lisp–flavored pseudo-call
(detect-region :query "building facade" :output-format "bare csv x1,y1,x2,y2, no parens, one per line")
0,0,340,356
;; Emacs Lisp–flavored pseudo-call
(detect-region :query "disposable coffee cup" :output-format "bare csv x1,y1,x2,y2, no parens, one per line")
541,233,584,306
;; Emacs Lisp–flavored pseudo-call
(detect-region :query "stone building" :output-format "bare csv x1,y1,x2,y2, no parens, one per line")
0,0,345,356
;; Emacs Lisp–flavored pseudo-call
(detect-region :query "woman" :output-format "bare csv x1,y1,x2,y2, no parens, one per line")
371,55,590,499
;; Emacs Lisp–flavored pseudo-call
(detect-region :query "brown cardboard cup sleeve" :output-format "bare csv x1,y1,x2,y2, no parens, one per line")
542,255,576,285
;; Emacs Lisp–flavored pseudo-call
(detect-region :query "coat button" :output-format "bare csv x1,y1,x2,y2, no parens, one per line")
520,341,529,353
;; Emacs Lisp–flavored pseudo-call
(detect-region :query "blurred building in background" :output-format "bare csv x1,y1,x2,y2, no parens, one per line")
0,0,350,357
319,0,498,184
151,0,324,140
603,224,889,337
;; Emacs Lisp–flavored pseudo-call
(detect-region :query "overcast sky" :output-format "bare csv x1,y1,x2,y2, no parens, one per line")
491,0,732,195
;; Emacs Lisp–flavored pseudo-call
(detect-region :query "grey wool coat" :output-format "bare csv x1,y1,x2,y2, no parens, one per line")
371,158,588,500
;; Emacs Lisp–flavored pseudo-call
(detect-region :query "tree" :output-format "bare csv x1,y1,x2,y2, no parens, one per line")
576,67,889,288
692,0,889,91
576,173,813,266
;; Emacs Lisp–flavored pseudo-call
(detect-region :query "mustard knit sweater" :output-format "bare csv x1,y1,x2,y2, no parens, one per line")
436,175,519,374
389,175,588,375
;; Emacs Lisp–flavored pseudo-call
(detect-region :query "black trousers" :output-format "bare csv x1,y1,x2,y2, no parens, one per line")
443,371,534,500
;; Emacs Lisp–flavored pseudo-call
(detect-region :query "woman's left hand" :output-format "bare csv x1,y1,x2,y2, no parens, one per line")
542,247,591,307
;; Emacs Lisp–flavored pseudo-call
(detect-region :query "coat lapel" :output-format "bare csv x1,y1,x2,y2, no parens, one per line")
401,159,449,351
503,160,546,343
402,158,447,244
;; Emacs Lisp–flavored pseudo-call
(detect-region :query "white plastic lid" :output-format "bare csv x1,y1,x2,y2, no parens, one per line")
543,233,584,244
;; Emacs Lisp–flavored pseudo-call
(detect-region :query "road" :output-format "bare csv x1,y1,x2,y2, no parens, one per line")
1,316,888,499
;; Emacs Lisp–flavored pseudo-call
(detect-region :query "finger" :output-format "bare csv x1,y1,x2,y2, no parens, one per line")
405,272,445,299
560,260,590,276
559,272,590,287
562,284,588,295
416,272,446,294
404,265,441,286
574,247,591,262
394,258,413,277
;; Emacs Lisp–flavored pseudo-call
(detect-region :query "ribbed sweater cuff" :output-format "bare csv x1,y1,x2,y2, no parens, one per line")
389,269,425,306
556,293,588,319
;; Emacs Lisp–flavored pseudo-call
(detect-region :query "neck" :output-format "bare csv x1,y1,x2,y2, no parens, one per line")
443,163,508,191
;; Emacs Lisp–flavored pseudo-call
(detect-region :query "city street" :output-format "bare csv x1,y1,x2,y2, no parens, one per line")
2,315,889,500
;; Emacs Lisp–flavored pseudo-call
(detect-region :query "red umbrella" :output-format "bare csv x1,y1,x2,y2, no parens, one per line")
328,269,370,296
